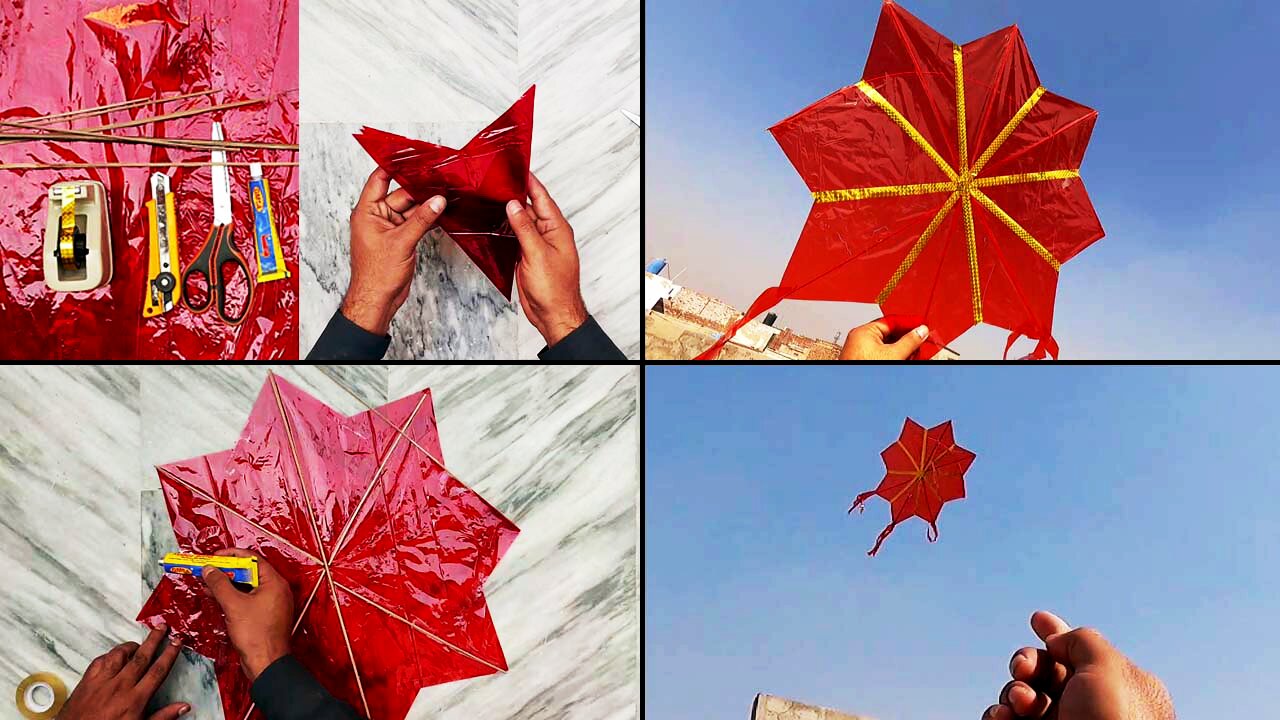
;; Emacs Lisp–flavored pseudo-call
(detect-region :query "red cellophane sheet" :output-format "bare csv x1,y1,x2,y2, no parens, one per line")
0,0,299,359
137,374,520,720
849,418,976,556
699,2,1104,360
354,86,535,300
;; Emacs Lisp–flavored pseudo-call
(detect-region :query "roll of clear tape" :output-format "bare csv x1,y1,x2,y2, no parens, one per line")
15,672,67,720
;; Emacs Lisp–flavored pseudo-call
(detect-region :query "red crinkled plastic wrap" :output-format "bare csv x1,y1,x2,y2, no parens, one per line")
0,0,299,359
699,2,1104,360
137,374,520,720
354,86,534,300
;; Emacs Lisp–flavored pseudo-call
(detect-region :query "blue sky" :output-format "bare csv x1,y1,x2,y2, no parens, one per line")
645,365,1280,719
644,0,1280,358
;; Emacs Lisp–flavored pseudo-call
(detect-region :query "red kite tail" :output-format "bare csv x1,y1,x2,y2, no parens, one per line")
1004,329,1061,361
694,287,790,360
867,521,898,557
926,521,939,543
849,490,877,514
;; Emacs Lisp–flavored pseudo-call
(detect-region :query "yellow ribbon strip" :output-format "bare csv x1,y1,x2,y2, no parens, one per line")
961,195,982,322
971,86,1047,176
856,81,958,182
57,191,76,268
877,192,961,304
972,189,1062,271
974,169,1080,189
953,45,969,177
813,181,956,203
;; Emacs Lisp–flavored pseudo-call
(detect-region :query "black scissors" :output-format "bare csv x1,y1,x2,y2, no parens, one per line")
182,122,254,324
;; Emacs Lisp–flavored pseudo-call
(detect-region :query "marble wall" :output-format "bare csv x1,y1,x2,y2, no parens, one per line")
0,365,638,720
299,0,640,359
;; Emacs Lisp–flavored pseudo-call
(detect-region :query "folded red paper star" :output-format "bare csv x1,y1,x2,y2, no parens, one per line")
354,86,536,299
137,374,520,720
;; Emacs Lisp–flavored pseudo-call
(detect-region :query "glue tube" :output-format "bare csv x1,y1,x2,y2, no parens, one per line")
249,162,289,283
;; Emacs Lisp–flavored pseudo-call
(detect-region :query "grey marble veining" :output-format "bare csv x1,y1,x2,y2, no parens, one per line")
388,366,640,720
300,0,519,124
141,489,224,720
1,366,638,720
299,0,640,359
299,122,521,360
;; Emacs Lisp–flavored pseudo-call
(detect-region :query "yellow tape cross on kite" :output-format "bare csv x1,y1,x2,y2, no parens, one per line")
816,49,1074,323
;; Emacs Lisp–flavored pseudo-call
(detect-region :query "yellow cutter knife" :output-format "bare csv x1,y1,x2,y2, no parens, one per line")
143,173,181,316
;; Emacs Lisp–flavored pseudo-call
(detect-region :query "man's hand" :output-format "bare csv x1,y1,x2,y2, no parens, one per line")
983,611,1176,720
341,167,447,336
839,318,930,360
58,625,187,720
507,172,589,348
202,549,294,681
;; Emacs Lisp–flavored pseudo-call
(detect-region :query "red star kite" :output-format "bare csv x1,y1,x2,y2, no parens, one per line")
137,374,519,720
699,1,1103,360
851,418,976,556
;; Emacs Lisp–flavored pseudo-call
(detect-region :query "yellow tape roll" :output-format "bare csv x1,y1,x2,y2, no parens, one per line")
15,672,67,720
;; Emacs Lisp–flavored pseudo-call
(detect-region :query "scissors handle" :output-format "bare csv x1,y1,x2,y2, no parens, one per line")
212,226,254,326
180,224,254,324
181,225,220,314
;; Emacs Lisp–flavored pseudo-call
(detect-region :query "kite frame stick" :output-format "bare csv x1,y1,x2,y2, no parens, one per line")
7,89,219,127
0,161,298,170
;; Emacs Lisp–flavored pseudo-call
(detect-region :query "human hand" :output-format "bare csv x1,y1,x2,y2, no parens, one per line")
341,167,447,335
983,611,1176,720
201,549,294,681
507,172,589,348
839,317,930,360
58,625,187,720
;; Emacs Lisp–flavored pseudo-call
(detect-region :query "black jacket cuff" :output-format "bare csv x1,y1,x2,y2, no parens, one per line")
250,654,362,720
305,309,391,361
538,315,626,361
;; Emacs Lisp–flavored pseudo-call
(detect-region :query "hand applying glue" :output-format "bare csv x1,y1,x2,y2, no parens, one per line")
202,549,361,720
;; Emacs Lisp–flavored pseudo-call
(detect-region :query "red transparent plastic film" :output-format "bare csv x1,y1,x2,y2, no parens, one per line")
753,2,1103,354
849,418,976,556
353,86,535,300
138,375,519,720
0,0,299,359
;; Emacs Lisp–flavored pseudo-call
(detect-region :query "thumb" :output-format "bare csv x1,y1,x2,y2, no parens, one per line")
506,199,547,260
1044,627,1120,670
147,703,190,720
886,325,929,360
395,195,446,242
201,565,240,609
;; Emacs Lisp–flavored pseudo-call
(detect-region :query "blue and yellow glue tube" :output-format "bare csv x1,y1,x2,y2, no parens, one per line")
160,552,259,587
249,162,289,283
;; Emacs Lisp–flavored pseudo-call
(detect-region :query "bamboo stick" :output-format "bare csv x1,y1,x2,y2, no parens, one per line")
9,89,219,127
0,125,299,152
0,96,277,147
0,161,298,170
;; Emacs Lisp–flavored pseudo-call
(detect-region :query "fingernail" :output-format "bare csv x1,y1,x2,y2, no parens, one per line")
506,200,524,215
201,566,215,577
915,325,929,339
158,622,168,630
428,196,446,213
179,704,190,715
170,634,182,646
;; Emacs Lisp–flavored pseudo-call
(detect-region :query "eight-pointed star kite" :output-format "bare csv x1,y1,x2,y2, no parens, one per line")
137,373,520,720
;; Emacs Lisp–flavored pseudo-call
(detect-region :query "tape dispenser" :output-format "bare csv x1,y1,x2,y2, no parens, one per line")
43,180,112,292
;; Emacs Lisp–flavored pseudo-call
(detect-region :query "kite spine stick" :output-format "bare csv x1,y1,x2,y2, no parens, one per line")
971,86,1047,176
953,44,969,176
876,192,960,305
962,193,983,324
812,181,954,204
975,169,1080,189
855,80,958,182
971,189,1062,272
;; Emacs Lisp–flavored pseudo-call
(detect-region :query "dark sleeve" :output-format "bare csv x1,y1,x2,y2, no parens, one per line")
537,315,626,361
305,310,390,361
250,655,363,720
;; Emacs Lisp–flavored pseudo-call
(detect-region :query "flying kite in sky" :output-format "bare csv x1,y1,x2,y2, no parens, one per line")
851,418,976,556
699,1,1104,360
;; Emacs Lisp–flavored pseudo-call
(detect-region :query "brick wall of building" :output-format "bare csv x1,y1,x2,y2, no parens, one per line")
751,694,873,720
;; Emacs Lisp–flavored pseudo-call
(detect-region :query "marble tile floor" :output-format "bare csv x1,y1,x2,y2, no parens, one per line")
299,0,640,359
1,365,638,720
